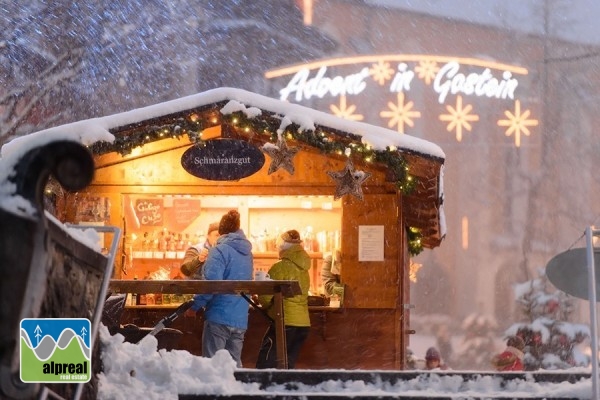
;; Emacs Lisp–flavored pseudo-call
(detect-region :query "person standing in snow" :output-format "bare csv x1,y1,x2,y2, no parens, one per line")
180,222,220,279
424,346,449,370
491,335,525,371
256,229,311,369
185,210,253,367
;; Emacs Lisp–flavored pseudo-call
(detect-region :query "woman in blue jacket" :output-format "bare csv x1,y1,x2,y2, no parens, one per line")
187,210,253,367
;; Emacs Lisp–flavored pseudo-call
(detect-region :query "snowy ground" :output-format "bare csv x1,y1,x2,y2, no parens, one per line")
97,326,593,399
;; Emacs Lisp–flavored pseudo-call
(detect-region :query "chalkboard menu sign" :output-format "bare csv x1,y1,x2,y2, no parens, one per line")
181,139,265,181
134,198,163,226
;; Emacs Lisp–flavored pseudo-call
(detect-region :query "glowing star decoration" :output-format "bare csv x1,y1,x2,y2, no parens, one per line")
330,95,364,121
414,59,440,85
497,100,539,147
379,92,421,134
261,134,299,175
369,60,395,85
439,95,479,142
327,156,372,201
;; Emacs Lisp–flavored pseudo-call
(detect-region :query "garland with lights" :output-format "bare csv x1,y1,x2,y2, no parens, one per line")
85,105,419,196
407,226,424,256
221,111,418,195
89,116,206,156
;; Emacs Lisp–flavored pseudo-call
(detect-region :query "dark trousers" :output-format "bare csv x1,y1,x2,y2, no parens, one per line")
255,324,310,369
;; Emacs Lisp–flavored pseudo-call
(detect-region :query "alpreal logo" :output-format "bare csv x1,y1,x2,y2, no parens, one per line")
20,318,91,383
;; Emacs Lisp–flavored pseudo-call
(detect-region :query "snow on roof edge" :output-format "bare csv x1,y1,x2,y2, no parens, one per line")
1,87,445,161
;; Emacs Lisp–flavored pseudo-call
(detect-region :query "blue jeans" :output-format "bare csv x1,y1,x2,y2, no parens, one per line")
202,320,246,368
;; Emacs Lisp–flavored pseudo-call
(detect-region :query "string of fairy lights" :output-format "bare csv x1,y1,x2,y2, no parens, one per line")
87,106,426,255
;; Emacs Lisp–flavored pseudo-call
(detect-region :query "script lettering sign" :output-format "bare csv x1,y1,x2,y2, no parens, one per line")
181,139,265,181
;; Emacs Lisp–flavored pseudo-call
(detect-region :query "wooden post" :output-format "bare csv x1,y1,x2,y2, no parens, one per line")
272,290,288,369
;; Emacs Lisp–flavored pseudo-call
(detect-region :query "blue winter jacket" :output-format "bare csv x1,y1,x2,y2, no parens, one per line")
190,230,253,329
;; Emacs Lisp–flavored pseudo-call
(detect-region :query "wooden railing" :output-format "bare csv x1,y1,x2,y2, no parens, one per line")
108,279,301,368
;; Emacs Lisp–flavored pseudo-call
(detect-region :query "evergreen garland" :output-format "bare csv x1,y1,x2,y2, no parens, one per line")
407,227,424,256
84,107,427,256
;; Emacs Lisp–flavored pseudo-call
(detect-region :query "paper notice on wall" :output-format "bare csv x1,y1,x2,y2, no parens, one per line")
358,225,384,262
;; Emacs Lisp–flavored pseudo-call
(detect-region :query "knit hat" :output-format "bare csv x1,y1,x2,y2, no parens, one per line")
425,347,441,361
218,210,240,235
277,229,302,252
207,222,219,235
281,230,302,244
506,335,525,352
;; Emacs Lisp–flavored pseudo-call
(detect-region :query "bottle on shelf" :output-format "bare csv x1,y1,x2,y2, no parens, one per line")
303,226,315,252
131,275,138,306
146,293,155,305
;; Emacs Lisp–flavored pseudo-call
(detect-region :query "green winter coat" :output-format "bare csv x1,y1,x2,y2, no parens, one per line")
258,244,311,327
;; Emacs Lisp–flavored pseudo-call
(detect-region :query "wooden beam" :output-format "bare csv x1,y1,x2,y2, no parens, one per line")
109,280,301,297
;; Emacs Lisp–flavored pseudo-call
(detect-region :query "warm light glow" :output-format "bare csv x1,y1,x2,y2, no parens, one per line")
302,0,313,25
462,216,469,250
301,201,312,209
380,92,421,133
439,95,479,142
329,95,364,121
497,100,539,147
409,261,423,282
369,60,395,85
414,59,440,85
130,147,143,157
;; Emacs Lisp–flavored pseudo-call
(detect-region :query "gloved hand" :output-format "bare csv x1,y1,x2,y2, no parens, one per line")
332,284,344,300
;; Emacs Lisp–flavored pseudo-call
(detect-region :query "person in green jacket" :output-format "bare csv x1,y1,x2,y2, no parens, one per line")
255,229,311,369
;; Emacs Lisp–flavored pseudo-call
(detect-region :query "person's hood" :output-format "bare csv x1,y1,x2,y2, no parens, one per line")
218,229,252,256
281,244,311,271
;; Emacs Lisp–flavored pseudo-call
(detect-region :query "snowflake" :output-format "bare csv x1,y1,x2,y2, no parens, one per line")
369,60,395,85
414,60,440,85
497,100,538,147
439,95,479,142
379,93,421,134
329,95,364,121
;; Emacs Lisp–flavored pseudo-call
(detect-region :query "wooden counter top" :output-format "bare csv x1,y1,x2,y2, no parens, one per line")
109,279,302,297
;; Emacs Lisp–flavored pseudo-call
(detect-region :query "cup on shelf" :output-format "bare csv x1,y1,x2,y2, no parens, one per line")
254,270,271,281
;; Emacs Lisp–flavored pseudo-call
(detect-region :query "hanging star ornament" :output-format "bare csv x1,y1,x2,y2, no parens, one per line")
261,135,299,175
327,158,372,200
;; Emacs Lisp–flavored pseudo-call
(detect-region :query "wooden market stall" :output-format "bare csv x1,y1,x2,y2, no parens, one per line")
55,87,445,370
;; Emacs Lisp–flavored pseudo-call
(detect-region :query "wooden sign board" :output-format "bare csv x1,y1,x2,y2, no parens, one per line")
181,139,265,181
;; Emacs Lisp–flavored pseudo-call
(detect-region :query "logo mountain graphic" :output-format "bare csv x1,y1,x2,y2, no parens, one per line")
20,328,91,361
20,318,91,383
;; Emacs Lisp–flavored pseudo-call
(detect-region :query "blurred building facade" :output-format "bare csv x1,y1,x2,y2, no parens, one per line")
260,0,600,330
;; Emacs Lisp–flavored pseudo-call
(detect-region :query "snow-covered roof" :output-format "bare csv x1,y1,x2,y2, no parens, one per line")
1,87,444,160
0,87,446,247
